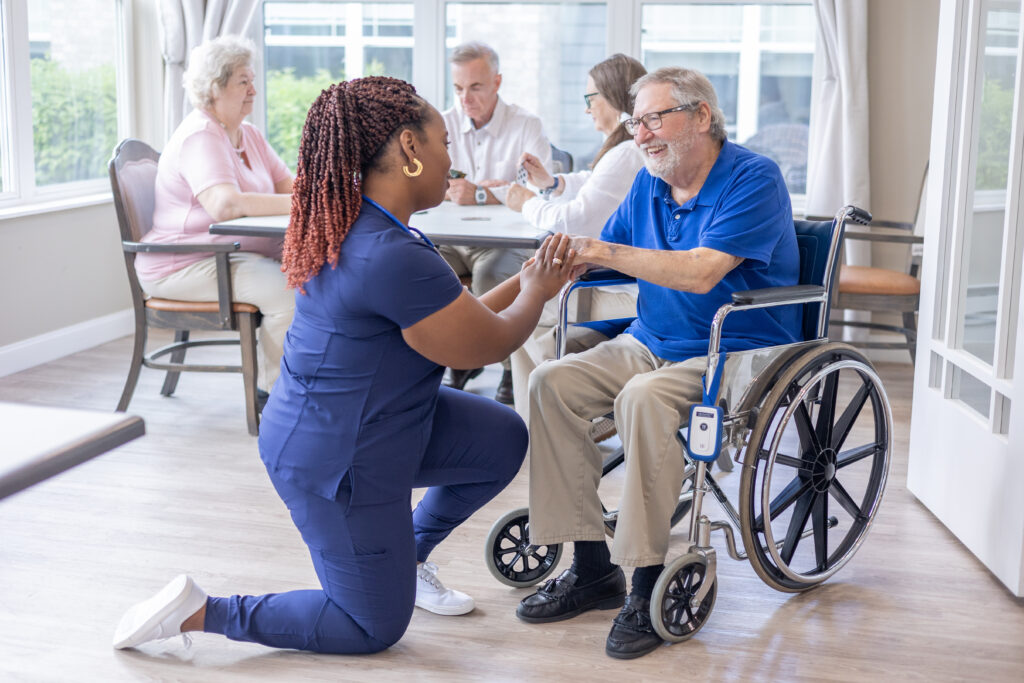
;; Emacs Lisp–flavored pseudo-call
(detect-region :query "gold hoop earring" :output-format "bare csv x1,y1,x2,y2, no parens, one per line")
403,159,423,178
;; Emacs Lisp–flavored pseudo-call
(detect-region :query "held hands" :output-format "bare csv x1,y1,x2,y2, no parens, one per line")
519,152,554,189
520,233,578,301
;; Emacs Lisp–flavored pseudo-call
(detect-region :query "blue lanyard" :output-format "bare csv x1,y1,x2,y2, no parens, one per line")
702,352,726,407
361,196,438,251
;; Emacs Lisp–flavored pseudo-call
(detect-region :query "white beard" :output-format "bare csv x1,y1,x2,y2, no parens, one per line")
640,126,698,179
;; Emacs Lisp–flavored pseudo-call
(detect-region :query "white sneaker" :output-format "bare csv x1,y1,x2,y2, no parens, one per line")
415,561,475,616
112,574,208,649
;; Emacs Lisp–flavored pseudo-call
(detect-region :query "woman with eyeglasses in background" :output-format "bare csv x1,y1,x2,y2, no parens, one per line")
501,54,647,423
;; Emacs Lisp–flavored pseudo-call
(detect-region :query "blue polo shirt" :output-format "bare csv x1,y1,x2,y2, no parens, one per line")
600,140,800,361
258,201,464,501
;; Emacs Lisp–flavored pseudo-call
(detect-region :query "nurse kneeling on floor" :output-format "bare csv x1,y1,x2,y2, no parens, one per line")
113,76,578,655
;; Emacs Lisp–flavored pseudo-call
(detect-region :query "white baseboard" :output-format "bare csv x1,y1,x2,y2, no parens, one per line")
0,309,134,378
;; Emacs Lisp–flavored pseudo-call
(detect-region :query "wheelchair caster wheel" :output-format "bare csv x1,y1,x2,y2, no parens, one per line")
485,507,562,588
650,553,717,643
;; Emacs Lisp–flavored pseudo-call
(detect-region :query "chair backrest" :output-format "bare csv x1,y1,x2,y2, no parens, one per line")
109,138,160,311
109,138,160,244
550,144,573,174
794,217,845,341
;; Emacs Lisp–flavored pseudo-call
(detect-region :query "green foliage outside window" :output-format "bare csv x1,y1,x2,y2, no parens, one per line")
265,67,337,172
264,60,388,172
31,58,117,185
976,77,1013,191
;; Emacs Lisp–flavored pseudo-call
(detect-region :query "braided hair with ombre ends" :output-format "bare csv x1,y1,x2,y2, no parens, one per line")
283,77,431,291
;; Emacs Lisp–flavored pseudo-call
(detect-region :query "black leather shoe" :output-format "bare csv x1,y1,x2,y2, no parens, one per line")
494,369,514,405
516,567,625,624
605,595,664,659
445,367,484,390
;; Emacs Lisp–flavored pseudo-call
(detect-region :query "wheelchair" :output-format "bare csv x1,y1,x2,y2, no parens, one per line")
485,205,892,642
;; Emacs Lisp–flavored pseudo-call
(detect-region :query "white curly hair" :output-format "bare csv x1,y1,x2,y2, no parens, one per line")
182,35,258,110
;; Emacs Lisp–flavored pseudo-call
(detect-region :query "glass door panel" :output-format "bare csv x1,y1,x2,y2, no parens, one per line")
959,0,1021,364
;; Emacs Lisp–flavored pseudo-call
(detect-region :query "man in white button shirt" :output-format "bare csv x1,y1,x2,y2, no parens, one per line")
440,41,553,403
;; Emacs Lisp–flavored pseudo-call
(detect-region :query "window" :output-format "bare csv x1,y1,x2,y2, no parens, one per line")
444,2,607,167
0,0,126,207
263,1,415,170
641,2,814,194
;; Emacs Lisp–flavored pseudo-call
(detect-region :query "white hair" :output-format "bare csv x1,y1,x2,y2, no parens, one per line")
631,67,728,143
183,35,257,110
449,41,500,74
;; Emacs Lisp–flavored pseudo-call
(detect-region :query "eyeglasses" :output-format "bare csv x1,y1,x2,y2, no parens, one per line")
622,103,699,136
583,92,600,108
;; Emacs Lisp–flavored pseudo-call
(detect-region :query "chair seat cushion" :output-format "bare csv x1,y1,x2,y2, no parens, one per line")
145,297,260,314
839,265,920,296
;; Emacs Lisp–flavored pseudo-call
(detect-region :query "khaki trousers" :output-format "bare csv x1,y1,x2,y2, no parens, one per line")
439,244,532,369
510,285,637,418
139,252,295,392
527,333,705,567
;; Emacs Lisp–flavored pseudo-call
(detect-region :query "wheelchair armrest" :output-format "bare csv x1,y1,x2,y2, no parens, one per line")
123,241,242,254
842,231,923,245
579,268,635,284
731,285,825,306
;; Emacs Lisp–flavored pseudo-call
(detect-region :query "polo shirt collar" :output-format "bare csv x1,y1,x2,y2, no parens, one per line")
694,139,736,207
653,139,737,211
459,96,508,135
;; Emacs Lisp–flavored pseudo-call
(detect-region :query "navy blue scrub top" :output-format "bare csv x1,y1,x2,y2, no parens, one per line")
258,200,464,502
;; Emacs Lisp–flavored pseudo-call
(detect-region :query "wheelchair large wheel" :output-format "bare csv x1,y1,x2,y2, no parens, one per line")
650,553,717,642
739,343,891,592
485,507,563,588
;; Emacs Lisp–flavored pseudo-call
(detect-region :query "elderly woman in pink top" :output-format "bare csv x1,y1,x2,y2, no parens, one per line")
136,35,293,398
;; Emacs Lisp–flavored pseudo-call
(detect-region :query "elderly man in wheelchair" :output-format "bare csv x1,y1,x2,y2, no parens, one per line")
493,67,891,660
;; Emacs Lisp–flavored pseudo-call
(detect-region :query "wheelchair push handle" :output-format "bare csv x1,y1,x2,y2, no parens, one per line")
842,205,873,226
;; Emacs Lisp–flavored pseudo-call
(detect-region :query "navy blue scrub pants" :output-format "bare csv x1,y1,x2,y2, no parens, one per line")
203,386,527,653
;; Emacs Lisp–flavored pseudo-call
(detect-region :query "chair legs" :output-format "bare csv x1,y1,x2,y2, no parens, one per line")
117,314,148,412
160,330,189,396
238,313,261,436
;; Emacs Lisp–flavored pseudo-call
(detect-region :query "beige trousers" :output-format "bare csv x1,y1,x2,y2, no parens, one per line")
510,285,638,417
139,252,295,392
527,333,705,567
440,244,532,369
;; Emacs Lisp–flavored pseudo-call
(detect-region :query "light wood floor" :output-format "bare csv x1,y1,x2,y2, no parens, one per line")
1,334,1022,682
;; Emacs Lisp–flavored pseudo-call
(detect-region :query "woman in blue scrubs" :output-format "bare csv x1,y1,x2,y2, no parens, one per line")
113,77,577,654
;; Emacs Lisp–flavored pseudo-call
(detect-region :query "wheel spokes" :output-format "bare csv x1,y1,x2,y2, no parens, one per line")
794,401,824,455
831,378,872,451
756,475,813,530
828,478,864,521
811,491,829,571
836,442,883,468
815,371,839,448
780,490,815,564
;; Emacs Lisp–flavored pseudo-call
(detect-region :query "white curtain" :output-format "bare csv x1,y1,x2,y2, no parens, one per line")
158,0,260,142
806,0,871,216
806,0,871,337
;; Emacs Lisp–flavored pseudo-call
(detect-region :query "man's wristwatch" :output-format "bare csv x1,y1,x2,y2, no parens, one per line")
539,176,560,201
475,186,488,205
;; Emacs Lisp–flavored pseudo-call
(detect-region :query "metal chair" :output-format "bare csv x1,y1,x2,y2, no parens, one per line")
825,167,927,364
109,138,262,435
550,144,574,174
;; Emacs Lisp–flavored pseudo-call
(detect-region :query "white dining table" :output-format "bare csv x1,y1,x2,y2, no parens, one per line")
0,402,145,501
210,201,550,249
